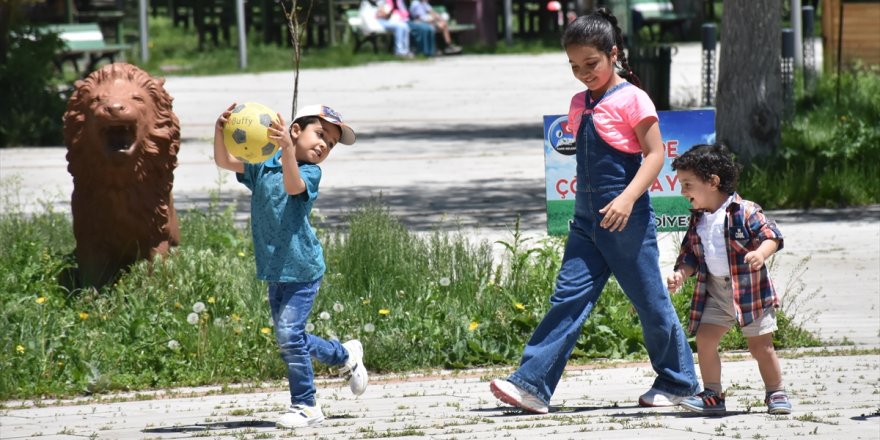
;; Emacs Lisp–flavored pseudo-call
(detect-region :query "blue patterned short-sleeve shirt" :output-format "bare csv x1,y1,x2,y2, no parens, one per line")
237,152,325,283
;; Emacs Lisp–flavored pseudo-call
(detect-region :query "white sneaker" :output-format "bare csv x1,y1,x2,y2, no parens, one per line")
489,378,549,414
276,403,324,428
638,387,687,407
340,340,368,396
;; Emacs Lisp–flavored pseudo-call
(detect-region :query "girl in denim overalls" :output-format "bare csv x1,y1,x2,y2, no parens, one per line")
489,9,699,413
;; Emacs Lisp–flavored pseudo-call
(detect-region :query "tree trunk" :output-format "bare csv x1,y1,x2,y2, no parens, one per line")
716,0,783,163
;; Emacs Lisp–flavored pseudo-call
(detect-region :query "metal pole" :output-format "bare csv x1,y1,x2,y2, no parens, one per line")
782,28,795,120
790,0,803,67
139,0,149,62
504,0,513,45
701,23,717,107
802,5,815,92
237,0,248,69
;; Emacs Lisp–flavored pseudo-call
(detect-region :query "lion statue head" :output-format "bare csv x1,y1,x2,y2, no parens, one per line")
63,63,181,288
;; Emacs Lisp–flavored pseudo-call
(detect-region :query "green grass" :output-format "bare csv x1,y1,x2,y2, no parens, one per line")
0,190,822,400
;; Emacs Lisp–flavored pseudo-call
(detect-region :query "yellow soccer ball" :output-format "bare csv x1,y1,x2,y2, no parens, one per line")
223,102,281,163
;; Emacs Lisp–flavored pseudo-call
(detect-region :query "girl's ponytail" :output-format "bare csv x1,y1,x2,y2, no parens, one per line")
596,8,641,88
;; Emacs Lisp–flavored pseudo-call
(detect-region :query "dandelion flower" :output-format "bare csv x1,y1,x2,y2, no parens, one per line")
468,321,479,331
79,312,89,320
192,302,206,313
514,303,526,310
238,251,246,257
175,302,183,309
378,309,390,316
231,313,241,322
305,323,315,332
233,326,242,334
362,299,370,305
439,277,451,287
363,323,376,333
207,296,215,304
187,312,199,325
35,297,47,304
260,327,271,335
333,302,344,313
16,345,25,354
319,311,331,320
167,340,180,350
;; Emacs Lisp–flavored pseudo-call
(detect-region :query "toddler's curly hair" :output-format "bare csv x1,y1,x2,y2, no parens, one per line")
671,143,742,194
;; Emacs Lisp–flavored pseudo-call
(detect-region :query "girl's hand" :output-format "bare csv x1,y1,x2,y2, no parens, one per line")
667,270,685,293
599,195,635,232
269,113,293,151
744,250,766,271
215,103,236,133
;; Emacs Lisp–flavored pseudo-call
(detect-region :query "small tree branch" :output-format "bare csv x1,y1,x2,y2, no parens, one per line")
282,0,316,120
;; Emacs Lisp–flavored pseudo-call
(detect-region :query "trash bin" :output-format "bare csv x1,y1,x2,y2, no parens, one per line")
630,44,674,110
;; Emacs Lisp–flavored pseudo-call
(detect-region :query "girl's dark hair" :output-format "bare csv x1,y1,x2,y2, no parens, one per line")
562,8,641,87
671,143,742,194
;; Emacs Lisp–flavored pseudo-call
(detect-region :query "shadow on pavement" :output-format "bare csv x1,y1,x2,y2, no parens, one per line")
142,420,276,432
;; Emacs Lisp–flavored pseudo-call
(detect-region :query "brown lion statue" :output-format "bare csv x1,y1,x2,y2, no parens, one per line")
63,63,180,288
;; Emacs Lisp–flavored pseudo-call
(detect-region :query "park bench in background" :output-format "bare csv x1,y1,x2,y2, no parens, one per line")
630,0,693,43
345,3,475,54
41,23,130,76
345,8,392,53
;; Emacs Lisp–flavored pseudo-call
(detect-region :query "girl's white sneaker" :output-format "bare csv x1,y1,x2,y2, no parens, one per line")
489,379,549,414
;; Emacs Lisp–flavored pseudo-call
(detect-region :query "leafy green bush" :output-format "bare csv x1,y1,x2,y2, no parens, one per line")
0,26,66,147
741,67,880,208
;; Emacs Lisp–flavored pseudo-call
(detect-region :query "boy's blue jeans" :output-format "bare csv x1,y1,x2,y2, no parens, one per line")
268,279,349,407
507,191,699,405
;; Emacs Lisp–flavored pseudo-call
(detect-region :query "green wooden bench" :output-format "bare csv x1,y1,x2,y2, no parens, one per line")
344,4,474,54
432,5,476,34
345,8,392,54
40,23,130,76
630,0,693,43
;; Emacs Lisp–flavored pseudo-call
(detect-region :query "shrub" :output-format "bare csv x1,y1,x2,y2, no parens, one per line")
0,26,66,147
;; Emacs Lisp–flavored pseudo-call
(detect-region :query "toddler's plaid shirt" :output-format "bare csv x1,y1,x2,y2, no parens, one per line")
675,193,784,334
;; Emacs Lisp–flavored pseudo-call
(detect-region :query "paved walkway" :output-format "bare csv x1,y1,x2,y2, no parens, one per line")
2,44,879,439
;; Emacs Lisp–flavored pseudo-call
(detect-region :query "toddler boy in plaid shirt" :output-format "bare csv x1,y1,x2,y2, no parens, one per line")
667,143,792,416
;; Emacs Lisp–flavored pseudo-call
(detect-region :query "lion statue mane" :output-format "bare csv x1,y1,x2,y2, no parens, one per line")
63,63,181,288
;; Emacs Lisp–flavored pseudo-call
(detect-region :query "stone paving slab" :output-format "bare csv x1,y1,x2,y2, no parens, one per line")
2,352,878,439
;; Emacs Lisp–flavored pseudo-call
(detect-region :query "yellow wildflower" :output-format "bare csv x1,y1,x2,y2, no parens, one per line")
514,303,525,310
378,309,390,316
260,327,271,335
16,345,24,354
79,312,89,320
36,297,47,304
238,251,246,257
468,321,479,331
231,313,241,322
208,296,215,304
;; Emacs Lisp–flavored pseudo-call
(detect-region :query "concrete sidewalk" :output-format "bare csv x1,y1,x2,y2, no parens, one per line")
2,350,878,439
2,46,878,439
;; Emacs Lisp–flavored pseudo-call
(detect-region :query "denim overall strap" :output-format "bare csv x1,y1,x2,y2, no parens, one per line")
575,82,643,196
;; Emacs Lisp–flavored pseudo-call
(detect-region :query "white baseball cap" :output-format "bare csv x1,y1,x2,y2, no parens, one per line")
293,104,356,145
